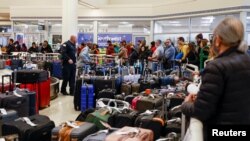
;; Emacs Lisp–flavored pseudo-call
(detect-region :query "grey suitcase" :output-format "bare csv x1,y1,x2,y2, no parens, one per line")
0,60,5,69
0,109,18,137
51,121,98,141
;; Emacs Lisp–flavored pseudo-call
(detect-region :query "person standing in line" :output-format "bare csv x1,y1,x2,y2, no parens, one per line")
60,35,77,96
162,39,175,69
181,17,250,141
106,40,115,55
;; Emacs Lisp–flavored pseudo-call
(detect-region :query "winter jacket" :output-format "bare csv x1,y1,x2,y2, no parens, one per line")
182,47,250,140
199,46,209,70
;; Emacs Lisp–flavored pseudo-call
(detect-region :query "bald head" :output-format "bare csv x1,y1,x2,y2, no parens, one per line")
70,35,77,44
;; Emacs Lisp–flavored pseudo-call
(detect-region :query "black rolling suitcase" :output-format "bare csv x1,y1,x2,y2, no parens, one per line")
2,115,55,141
13,70,48,83
0,91,30,117
97,89,116,99
0,109,19,137
108,109,140,128
51,121,98,141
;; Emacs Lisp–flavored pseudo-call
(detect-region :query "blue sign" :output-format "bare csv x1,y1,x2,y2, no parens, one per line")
78,33,93,44
97,34,132,48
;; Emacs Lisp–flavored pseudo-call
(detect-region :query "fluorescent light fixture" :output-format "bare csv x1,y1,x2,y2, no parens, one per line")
202,16,215,20
201,24,210,26
169,21,180,24
78,0,97,9
78,24,86,26
53,24,61,26
24,24,28,29
2,30,4,33
100,24,108,27
201,21,212,24
247,17,250,19
120,22,129,24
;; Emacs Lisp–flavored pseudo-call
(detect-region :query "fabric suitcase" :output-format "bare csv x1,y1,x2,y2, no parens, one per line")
15,89,37,116
0,60,5,69
0,92,29,117
108,110,139,128
2,115,55,141
52,61,62,79
1,75,14,93
105,126,154,141
136,95,163,112
124,93,140,105
121,83,132,95
134,111,164,140
94,77,121,97
14,70,48,83
131,83,140,93
85,108,111,130
0,109,18,137
76,108,95,122
51,121,98,141
38,79,50,108
97,89,116,99
139,81,151,92
81,84,95,112
11,59,23,70
19,83,39,114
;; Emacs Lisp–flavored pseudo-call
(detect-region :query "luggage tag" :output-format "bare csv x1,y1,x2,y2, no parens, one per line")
65,121,80,128
13,90,22,97
0,108,7,115
115,128,139,135
22,117,37,127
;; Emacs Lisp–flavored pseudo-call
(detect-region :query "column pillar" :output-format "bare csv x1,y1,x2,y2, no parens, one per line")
150,20,154,41
93,20,98,43
62,0,78,42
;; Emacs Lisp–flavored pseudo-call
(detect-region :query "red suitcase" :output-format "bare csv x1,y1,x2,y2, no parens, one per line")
20,83,39,113
38,78,50,108
5,59,11,66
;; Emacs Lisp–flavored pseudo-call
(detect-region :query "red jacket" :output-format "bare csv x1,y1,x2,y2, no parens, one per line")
106,45,115,55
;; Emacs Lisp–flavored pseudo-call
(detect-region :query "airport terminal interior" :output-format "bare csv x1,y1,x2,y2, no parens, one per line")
0,0,250,141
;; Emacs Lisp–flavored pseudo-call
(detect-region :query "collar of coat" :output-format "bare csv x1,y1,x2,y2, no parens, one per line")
216,47,240,58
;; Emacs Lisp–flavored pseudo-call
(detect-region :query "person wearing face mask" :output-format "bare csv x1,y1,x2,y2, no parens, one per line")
181,17,250,141
60,35,77,96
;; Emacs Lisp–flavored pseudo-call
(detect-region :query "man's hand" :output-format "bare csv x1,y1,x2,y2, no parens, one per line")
68,59,73,64
184,94,197,103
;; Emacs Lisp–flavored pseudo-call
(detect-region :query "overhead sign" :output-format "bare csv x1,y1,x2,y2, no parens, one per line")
97,34,132,48
78,33,94,44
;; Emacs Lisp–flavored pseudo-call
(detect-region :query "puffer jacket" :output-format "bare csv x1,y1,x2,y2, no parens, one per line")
182,47,250,137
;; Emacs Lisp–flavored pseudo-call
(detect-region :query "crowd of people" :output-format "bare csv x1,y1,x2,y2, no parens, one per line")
77,33,213,72
1,39,53,54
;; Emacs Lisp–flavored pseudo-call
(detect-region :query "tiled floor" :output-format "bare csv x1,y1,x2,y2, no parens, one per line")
40,94,80,126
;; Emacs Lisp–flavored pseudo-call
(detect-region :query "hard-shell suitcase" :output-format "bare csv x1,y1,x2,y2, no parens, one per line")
0,75,14,93
0,92,29,117
51,121,98,141
136,95,163,112
81,84,95,112
14,70,48,83
82,130,109,141
52,61,62,79
38,79,50,108
2,115,55,141
97,89,116,99
105,126,154,141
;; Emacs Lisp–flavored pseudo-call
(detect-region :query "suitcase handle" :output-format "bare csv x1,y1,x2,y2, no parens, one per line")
2,75,12,93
